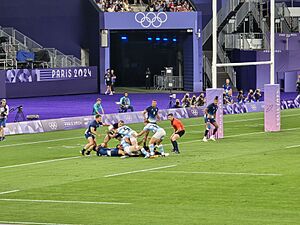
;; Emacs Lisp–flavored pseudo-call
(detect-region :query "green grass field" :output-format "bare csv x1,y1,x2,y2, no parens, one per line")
0,109,300,225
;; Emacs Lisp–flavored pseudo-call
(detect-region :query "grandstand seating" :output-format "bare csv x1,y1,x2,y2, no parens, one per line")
0,26,81,70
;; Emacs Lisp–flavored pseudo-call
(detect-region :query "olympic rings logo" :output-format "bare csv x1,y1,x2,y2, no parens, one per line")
135,12,168,28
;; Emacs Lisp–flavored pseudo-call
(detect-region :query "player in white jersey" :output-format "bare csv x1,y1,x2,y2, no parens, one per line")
116,121,139,151
137,120,166,157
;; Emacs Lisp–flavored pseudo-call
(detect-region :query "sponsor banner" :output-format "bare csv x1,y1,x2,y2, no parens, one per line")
5,100,299,136
185,107,205,118
264,84,281,132
41,119,65,132
6,67,97,83
4,120,44,135
223,102,264,115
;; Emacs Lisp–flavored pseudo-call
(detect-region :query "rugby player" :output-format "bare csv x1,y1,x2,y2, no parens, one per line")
167,113,185,154
137,120,166,157
116,121,139,151
143,100,160,123
96,145,127,158
81,114,105,156
203,96,219,142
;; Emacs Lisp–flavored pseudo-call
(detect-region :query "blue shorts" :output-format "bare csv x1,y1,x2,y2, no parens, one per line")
85,133,95,140
0,119,7,128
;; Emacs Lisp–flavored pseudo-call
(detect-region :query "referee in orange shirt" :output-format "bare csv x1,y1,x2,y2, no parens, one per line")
167,113,185,154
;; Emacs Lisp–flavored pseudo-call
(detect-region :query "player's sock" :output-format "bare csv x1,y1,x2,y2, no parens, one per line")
204,129,209,137
157,145,165,156
213,128,218,135
141,148,150,158
171,141,179,153
149,144,155,156
80,148,86,155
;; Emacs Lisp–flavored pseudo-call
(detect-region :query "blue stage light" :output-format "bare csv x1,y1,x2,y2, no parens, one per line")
155,37,161,41
121,36,128,40
147,37,153,41
172,38,177,42
163,38,168,41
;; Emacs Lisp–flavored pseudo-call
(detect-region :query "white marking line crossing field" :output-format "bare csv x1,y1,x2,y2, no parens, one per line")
1,127,300,170
0,221,82,225
0,156,81,170
148,170,282,176
0,190,19,195
0,198,131,205
1,112,299,149
285,144,300,149
104,165,177,178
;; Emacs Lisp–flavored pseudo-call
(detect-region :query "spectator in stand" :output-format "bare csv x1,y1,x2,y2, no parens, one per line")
190,95,197,107
181,93,191,108
146,0,193,12
111,69,116,94
254,89,262,102
173,99,181,108
223,78,232,98
104,69,113,95
246,89,255,102
119,92,134,112
297,74,300,95
237,90,245,104
93,98,104,115
196,92,205,106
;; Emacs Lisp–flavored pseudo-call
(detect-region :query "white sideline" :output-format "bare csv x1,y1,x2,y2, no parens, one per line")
0,156,81,169
104,165,177,178
1,112,299,149
0,198,131,205
0,221,82,225
285,144,300,149
148,170,282,176
1,127,300,170
0,190,19,195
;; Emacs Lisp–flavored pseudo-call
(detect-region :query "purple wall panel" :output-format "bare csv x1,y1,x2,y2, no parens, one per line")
0,70,6,98
284,71,299,92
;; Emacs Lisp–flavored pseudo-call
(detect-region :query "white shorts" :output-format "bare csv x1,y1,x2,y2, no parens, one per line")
153,129,166,140
124,146,132,155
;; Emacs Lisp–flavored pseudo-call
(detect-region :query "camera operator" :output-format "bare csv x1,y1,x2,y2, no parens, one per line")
0,99,9,141
181,93,191,108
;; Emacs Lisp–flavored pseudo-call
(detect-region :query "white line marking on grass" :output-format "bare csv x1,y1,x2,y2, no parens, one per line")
148,170,282,176
0,136,82,148
104,165,177,178
1,127,300,170
0,221,82,225
0,190,19,195
285,144,300,149
0,198,131,205
0,156,81,170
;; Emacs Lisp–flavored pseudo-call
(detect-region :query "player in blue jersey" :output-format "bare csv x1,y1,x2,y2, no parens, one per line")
137,120,166,158
143,100,160,123
203,96,219,142
81,115,105,156
96,145,127,158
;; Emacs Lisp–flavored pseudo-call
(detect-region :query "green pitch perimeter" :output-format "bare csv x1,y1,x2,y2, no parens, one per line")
0,109,299,225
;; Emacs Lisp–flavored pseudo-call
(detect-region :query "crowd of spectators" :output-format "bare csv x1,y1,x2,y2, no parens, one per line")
145,0,193,12
95,0,193,12
170,79,262,109
96,0,133,12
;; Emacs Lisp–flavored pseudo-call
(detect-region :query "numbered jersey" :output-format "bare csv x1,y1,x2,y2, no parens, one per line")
117,126,136,137
143,123,162,133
